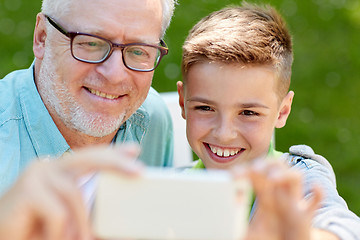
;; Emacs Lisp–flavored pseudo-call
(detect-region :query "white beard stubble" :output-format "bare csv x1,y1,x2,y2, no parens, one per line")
37,48,128,138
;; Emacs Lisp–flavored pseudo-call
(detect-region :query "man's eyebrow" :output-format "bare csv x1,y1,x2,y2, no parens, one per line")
76,27,114,40
78,28,156,44
77,27,104,36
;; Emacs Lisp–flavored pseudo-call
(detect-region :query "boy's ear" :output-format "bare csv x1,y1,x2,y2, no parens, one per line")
275,91,294,129
177,81,186,119
33,13,47,60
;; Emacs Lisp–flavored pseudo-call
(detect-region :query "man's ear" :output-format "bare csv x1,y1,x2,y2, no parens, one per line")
275,91,294,129
33,13,47,60
177,81,186,119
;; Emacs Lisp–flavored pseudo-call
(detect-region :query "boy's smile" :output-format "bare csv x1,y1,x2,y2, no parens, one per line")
178,62,293,170
206,143,245,163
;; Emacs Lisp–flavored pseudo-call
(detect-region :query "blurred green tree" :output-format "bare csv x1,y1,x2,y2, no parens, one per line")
1,0,360,215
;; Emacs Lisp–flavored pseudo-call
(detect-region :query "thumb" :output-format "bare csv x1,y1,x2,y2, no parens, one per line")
46,144,144,179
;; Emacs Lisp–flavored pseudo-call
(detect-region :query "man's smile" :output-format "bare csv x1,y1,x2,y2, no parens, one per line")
86,87,122,100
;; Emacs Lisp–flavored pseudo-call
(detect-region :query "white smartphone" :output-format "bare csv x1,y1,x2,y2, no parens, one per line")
93,167,252,240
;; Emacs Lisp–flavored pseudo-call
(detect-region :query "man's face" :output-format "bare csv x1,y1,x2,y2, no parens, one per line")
178,62,292,170
36,0,163,138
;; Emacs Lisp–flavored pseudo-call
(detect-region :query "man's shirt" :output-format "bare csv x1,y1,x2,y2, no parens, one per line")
0,63,174,194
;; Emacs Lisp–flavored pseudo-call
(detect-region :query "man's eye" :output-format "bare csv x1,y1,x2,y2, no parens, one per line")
86,42,98,47
127,48,148,57
132,49,145,56
78,41,99,48
241,110,258,116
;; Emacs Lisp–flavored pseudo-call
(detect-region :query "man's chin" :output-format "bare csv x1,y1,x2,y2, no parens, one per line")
66,113,126,138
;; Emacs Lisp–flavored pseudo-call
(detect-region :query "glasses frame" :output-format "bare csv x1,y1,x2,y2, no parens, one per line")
45,15,169,72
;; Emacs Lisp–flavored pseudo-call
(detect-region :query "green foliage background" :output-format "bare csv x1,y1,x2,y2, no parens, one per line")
1,0,360,215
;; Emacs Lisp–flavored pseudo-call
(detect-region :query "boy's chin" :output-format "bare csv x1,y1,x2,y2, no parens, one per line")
204,159,240,170
204,154,266,170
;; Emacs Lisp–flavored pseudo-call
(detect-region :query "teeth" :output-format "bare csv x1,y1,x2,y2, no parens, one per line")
209,144,240,157
89,88,119,100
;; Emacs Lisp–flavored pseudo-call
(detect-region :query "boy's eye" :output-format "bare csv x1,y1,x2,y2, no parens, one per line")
195,105,212,111
241,110,259,116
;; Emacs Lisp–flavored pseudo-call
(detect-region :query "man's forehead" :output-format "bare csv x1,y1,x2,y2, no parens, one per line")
60,0,163,42
66,0,162,17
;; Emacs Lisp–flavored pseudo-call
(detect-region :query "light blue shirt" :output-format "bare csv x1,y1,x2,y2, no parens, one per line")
0,63,174,195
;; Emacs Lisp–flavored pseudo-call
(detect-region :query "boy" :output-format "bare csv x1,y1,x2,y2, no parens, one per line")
177,3,360,240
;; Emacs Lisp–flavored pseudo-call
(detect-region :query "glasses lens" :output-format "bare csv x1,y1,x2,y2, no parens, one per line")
123,45,161,71
72,34,111,62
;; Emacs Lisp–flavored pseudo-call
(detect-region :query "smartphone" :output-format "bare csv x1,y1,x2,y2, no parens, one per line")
93,167,252,240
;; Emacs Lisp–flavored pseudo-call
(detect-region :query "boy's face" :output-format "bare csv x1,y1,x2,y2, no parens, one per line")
178,62,293,169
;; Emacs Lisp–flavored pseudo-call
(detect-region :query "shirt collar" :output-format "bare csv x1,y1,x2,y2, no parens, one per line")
19,62,70,158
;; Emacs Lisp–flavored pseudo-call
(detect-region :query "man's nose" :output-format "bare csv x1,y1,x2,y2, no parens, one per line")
96,49,130,84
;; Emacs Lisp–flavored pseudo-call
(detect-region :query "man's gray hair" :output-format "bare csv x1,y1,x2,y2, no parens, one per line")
41,0,176,37
160,0,177,36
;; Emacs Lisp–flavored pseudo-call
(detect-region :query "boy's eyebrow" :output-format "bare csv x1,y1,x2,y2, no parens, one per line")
187,97,270,109
187,97,214,104
238,103,270,109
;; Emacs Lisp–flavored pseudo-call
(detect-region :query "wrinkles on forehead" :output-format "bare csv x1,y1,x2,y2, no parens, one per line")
43,0,175,38
56,0,163,43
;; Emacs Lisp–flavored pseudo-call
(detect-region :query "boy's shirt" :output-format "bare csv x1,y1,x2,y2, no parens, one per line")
192,144,360,239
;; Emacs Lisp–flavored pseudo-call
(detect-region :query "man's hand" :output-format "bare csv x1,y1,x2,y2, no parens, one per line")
0,144,143,240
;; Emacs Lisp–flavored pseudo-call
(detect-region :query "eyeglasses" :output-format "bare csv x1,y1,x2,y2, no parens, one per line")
45,15,168,72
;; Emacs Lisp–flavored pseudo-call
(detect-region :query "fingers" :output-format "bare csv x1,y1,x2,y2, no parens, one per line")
0,143,145,240
55,144,144,179
40,166,92,240
232,158,303,202
304,184,323,214
235,159,302,203
235,157,324,240
9,161,92,240
37,144,145,239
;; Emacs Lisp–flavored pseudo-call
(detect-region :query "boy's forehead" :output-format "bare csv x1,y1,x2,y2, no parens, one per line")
185,61,284,102
186,62,275,89
185,62,278,83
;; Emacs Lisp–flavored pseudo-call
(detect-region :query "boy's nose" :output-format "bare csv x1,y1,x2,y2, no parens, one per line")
212,117,238,143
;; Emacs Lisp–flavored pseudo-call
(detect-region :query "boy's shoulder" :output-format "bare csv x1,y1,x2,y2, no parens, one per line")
282,144,336,186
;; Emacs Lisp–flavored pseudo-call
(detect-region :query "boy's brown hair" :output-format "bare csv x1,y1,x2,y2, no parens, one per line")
182,2,293,99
